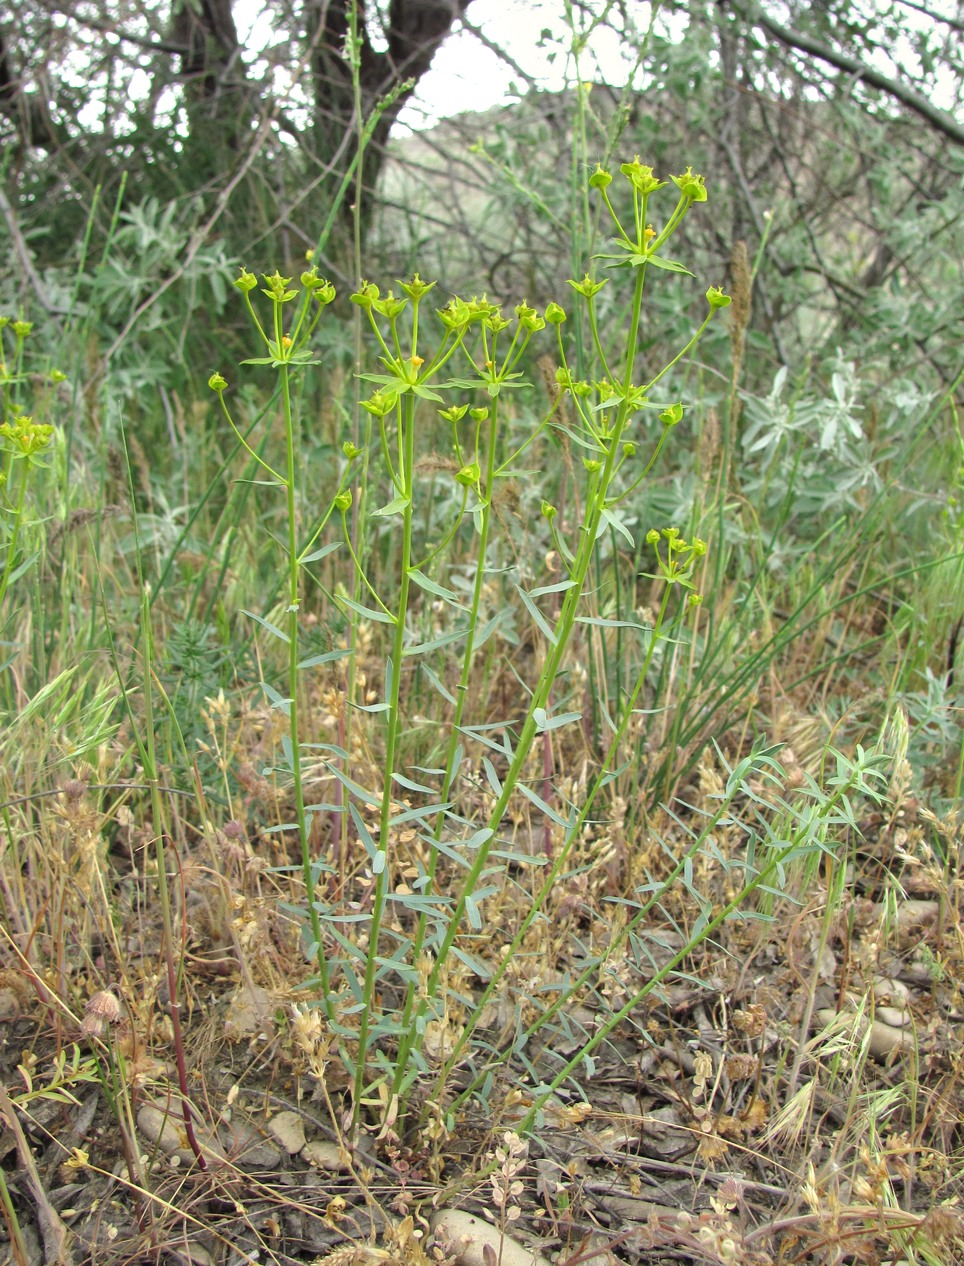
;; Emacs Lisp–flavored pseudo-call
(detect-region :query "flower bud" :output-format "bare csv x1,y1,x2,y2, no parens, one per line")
373,291,407,319
567,275,607,299
350,281,380,310
619,158,662,194
484,311,511,334
234,268,258,293
588,165,612,190
455,461,481,488
439,405,468,423
438,298,471,332
360,390,397,418
261,271,297,302
672,167,707,202
659,403,684,427
706,286,732,311
208,372,228,392
545,302,566,324
466,295,498,321
334,489,353,512
399,273,436,300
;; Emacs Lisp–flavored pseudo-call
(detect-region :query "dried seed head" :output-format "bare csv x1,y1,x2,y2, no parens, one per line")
63,779,87,802
81,989,122,1037
86,989,122,1021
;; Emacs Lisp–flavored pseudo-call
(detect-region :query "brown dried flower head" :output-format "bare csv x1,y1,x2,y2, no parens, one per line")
81,988,122,1038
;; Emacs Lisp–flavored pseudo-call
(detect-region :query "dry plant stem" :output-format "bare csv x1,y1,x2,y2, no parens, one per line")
95,1031,151,1226
0,1083,74,1266
786,885,837,1098
140,588,208,1172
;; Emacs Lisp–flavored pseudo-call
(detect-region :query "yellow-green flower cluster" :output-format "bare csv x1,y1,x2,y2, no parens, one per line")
0,415,54,458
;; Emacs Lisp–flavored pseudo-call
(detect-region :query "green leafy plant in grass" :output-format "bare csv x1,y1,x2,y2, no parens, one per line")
214,160,731,1136
0,317,62,696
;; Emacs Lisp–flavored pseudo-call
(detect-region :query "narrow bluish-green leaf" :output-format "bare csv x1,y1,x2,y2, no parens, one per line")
530,578,577,598
408,569,466,607
541,710,582,732
350,803,378,863
302,542,341,563
298,649,351,669
406,626,469,655
338,595,395,624
392,771,439,794
326,762,382,806
421,663,457,704
456,723,514,756
598,506,635,547
261,681,292,714
242,610,290,643
371,493,411,518
389,802,450,827
450,945,493,978
516,780,574,827
515,584,558,645
481,757,503,798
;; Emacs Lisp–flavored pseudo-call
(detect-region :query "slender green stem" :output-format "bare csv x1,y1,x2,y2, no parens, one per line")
391,405,501,1096
0,1165,29,1266
339,513,398,619
353,391,416,1120
433,583,679,1106
0,463,28,613
419,263,649,1015
281,364,333,1009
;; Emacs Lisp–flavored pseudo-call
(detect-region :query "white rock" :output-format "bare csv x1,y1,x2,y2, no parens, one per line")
873,976,911,1003
137,1100,225,1165
301,1139,349,1171
814,1009,910,1061
267,1110,306,1154
431,1209,552,1266
876,1005,911,1029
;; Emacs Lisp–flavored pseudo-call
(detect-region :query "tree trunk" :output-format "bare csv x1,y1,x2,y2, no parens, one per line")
307,0,470,242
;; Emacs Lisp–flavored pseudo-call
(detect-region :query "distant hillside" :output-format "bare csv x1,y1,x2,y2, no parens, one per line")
372,88,629,300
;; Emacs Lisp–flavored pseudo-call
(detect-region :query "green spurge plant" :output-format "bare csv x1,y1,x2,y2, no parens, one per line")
213,160,731,1136
0,317,62,693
